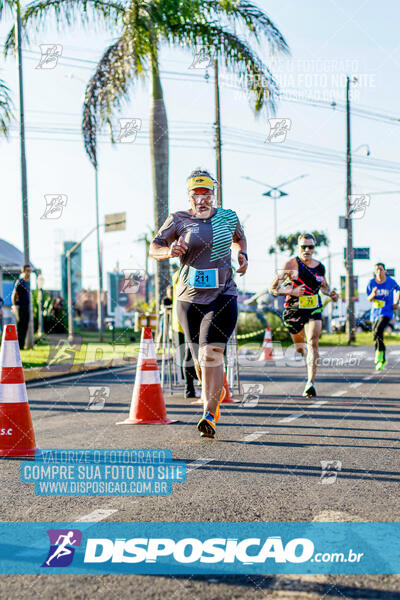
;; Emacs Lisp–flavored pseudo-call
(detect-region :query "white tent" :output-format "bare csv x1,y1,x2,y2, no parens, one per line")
0,238,36,271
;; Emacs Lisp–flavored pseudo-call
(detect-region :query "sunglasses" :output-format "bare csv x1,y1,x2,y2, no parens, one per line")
300,245,315,250
190,194,213,203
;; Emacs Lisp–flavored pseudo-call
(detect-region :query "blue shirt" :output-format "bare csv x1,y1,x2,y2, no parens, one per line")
14,277,31,309
366,276,400,320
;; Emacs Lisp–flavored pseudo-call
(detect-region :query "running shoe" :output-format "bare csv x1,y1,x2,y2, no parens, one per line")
376,360,387,371
375,350,383,364
302,382,316,398
197,410,216,438
214,386,226,423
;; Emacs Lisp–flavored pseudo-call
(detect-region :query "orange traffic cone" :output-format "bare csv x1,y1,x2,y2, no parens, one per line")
258,327,274,362
221,372,235,404
117,327,176,425
0,324,38,457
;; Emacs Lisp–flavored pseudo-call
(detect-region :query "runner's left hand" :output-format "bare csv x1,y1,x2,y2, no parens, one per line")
393,303,398,310
330,289,339,302
237,253,248,276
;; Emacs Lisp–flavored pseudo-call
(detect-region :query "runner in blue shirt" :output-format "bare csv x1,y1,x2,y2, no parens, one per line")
366,263,400,370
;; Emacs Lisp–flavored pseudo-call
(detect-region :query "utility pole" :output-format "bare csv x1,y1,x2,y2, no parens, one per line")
345,76,356,343
16,4,29,265
16,4,34,349
214,58,222,207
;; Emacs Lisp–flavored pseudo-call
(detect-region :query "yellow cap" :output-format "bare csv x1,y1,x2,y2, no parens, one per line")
187,176,215,191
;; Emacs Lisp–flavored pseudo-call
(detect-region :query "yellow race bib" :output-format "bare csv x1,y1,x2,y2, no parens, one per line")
299,295,318,309
373,299,385,309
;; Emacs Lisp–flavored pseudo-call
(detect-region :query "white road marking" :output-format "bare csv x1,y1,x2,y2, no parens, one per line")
331,390,346,397
279,413,305,423
187,458,213,471
350,382,362,389
363,374,374,380
241,431,270,442
76,508,118,522
26,365,134,388
309,400,328,407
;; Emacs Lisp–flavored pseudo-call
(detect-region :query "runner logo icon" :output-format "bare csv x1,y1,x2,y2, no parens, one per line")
42,529,82,567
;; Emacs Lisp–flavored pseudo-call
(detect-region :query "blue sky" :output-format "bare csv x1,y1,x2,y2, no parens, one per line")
1,0,399,298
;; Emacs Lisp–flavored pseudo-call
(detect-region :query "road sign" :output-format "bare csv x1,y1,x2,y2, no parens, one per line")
105,212,126,232
117,293,129,307
344,247,370,260
339,216,347,229
387,268,396,277
340,275,359,302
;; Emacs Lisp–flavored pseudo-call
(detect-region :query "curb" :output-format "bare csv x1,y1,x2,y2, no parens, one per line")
24,356,137,382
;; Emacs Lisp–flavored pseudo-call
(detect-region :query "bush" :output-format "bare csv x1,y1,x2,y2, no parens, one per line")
32,290,68,334
237,312,265,337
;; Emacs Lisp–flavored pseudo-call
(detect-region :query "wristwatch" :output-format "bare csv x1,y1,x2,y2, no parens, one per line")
238,251,248,261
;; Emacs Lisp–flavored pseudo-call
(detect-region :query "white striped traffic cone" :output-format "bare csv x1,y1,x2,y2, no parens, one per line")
258,327,274,361
117,327,176,425
0,324,38,457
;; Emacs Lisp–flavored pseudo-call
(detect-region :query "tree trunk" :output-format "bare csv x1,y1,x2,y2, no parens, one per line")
149,55,170,313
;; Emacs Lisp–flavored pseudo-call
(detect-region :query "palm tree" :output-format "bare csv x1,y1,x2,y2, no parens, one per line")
5,0,289,309
0,1,16,135
0,77,12,136
81,1,289,308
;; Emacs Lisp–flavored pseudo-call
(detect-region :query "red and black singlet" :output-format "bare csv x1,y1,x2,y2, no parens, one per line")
284,257,326,309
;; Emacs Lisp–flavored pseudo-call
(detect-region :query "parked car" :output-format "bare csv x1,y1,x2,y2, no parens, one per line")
331,316,346,334
356,309,399,333
333,310,399,334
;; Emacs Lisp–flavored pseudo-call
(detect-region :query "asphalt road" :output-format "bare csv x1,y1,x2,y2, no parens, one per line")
1,345,399,599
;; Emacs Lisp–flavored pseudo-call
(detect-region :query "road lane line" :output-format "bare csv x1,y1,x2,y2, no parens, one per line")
350,382,362,389
27,365,134,388
76,509,119,522
309,400,328,407
187,458,213,472
241,431,270,442
331,390,346,397
279,413,305,423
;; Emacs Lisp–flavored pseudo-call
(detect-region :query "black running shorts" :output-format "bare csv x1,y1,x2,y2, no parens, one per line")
283,307,322,335
176,295,238,360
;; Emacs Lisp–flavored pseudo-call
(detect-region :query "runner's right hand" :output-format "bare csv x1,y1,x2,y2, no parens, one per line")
169,236,188,258
291,285,306,297
371,286,378,297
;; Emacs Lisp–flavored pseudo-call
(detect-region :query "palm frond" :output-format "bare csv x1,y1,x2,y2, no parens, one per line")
202,0,290,54
4,0,128,56
82,32,149,167
164,22,279,112
0,77,14,137
0,0,14,20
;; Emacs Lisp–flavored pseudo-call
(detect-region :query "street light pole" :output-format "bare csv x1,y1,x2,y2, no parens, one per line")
67,225,101,342
95,166,104,342
37,273,45,338
345,76,356,343
66,217,125,341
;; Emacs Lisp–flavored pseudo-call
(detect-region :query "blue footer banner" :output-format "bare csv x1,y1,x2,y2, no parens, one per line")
1,522,399,574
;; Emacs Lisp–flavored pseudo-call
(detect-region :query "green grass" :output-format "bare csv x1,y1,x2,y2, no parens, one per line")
320,331,400,346
21,327,140,368
21,341,140,369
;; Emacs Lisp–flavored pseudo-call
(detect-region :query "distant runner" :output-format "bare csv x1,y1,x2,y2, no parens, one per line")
367,263,400,370
270,233,338,397
150,168,247,437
